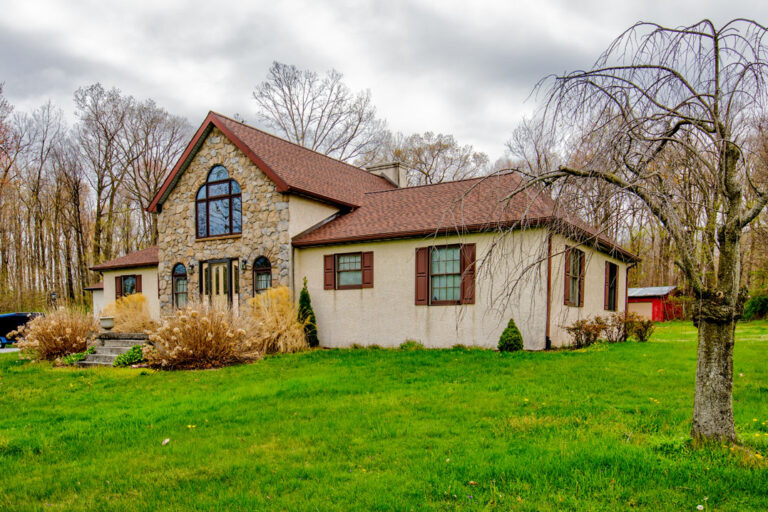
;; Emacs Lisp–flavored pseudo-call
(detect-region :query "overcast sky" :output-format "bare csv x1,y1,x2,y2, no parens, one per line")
1,0,767,160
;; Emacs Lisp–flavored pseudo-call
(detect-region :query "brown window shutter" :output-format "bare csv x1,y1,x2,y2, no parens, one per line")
136,274,142,294
323,255,335,290
460,244,476,304
361,251,374,288
415,247,429,305
604,261,610,310
578,251,586,307
115,276,122,300
563,246,571,305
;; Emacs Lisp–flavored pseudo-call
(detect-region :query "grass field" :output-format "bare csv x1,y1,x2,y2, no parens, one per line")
0,321,766,511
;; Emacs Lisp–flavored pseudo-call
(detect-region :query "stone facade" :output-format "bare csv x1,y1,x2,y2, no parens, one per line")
157,128,291,315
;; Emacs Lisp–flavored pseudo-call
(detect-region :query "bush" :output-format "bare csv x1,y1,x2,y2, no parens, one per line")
298,277,319,347
103,293,158,333
145,303,260,369
114,345,145,367
62,347,95,366
743,295,768,321
498,318,524,351
399,340,425,350
603,312,630,343
10,308,97,360
629,317,656,342
565,316,606,349
248,286,308,355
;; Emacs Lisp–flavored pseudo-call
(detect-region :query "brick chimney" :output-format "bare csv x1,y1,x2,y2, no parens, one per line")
365,161,407,188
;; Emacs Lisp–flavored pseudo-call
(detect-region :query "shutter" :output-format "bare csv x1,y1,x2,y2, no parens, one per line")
362,251,374,288
563,247,571,305
460,244,476,304
578,251,586,307
323,255,335,290
115,276,122,300
604,261,610,310
136,274,143,294
415,247,429,305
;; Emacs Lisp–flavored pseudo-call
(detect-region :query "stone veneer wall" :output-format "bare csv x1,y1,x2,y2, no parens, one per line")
157,127,290,315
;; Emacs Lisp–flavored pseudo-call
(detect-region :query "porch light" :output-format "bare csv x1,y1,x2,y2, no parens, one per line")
189,261,196,274
240,259,248,271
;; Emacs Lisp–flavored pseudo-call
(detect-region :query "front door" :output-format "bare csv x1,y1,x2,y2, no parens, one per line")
203,261,229,309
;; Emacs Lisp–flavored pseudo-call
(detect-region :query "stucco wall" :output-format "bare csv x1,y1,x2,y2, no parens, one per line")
101,266,160,320
547,234,629,346
293,230,552,349
90,290,105,318
287,195,338,238
156,127,291,314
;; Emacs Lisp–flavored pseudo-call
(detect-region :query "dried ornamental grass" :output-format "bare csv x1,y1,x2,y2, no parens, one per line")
247,286,308,355
103,293,158,333
11,308,97,361
145,302,260,370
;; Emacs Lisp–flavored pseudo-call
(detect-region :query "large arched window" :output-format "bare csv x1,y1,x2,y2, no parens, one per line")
196,165,242,238
172,263,188,308
253,256,272,294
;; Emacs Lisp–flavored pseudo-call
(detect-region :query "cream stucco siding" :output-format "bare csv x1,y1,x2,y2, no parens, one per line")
288,195,339,238
101,266,160,320
90,290,105,318
294,230,552,350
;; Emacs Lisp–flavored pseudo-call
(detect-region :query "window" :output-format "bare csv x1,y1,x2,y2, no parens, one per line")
253,256,272,294
115,274,142,299
430,246,461,304
323,252,373,290
415,244,475,306
195,165,242,238
604,261,618,311
172,264,188,309
564,246,585,307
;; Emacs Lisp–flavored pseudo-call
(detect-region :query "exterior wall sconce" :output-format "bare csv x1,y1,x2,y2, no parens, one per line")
189,261,197,274
240,259,248,271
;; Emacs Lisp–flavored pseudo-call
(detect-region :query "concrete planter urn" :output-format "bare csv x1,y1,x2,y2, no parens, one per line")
99,316,115,332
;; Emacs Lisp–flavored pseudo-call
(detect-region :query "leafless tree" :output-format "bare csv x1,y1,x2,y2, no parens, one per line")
514,19,768,441
253,61,387,163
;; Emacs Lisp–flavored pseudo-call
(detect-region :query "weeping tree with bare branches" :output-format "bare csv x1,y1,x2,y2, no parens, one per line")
515,19,768,442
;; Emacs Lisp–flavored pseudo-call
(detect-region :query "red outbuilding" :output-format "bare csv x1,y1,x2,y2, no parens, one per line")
627,286,682,322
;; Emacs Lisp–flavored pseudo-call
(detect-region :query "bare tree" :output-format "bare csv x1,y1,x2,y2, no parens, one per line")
253,62,386,163
514,19,768,441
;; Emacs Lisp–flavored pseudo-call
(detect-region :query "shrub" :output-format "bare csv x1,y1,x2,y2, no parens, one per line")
298,277,319,347
248,287,308,355
145,303,260,370
498,318,524,351
103,293,158,333
629,318,656,342
603,312,630,343
565,316,606,349
62,347,95,366
399,340,425,350
10,308,97,361
743,295,768,321
114,345,145,367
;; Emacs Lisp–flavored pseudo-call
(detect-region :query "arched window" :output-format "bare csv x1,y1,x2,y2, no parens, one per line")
253,256,272,294
196,165,242,238
172,263,188,308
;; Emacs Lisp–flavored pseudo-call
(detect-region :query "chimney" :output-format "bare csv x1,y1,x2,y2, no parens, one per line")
365,161,407,188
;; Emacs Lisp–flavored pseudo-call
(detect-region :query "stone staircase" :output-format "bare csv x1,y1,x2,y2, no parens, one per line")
77,332,148,367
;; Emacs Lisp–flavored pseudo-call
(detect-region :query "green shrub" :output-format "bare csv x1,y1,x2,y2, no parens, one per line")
743,295,768,321
629,319,656,342
298,277,319,348
114,345,145,367
62,347,95,366
498,318,524,352
565,316,606,349
399,340,425,350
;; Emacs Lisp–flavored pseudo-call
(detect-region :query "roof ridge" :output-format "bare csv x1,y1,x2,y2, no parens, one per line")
209,111,395,187
363,170,519,195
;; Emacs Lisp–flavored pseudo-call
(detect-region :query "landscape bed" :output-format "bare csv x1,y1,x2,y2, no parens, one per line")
0,321,766,511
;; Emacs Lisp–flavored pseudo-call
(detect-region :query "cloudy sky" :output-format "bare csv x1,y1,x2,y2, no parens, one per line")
1,0,766,160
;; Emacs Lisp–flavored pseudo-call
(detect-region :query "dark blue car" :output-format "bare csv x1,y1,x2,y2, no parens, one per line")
0,313,42,348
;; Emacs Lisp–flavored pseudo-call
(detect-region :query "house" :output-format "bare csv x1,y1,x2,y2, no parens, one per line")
89,111,637,349
90,246,160,320
627,286,681,322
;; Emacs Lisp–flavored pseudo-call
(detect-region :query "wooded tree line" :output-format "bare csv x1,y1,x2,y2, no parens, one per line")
0,83,191,310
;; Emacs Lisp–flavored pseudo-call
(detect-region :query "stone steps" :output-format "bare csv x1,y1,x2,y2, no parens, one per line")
77,332,148,367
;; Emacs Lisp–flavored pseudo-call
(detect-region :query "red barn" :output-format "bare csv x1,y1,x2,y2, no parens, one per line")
627,286,681,321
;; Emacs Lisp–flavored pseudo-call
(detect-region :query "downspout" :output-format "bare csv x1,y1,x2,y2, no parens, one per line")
624,261,637,320
545,231,553,350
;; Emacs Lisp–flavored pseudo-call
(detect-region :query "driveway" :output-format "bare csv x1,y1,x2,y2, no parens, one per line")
0,347,19,354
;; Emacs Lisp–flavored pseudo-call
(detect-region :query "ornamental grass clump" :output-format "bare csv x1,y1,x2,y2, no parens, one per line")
248,286,308,355
103,293,158,333
145,303,260,370
11,308,97,361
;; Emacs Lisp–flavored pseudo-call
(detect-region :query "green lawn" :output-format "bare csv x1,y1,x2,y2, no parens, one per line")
1,322,766,511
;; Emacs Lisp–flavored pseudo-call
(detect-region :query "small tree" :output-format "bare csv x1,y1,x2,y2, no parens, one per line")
298,277,319,348
498,318,524,352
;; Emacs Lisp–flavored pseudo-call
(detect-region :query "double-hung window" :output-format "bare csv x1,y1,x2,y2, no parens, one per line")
564,246,585,307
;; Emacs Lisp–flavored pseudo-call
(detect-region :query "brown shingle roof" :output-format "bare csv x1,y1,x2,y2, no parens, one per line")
84,282,103,291
148,112,394,212
90,246,159,271
292,172,637,261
